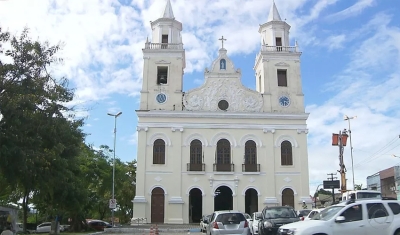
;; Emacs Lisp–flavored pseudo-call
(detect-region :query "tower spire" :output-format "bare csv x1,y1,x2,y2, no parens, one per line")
267,0,282,22
161,0,175,19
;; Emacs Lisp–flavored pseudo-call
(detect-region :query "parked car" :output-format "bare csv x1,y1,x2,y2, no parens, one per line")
206,210,249,235
243,213,252,223
200,215,211,233
278,199,400,235
87,220,112,231
296,209,311,221
258,206,300,235
36,222,52,233
302,208,324,221
16,223,37,234
249,212,262,235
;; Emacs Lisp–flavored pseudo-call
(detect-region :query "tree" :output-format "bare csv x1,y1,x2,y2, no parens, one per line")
354,184,363,190
0,27,84,232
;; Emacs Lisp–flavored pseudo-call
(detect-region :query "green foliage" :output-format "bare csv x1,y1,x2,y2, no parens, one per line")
354,184,363,190
0,27,136,230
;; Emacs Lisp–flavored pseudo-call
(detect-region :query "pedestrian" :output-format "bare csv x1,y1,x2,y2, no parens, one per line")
302,201,308,209
1,226,13,235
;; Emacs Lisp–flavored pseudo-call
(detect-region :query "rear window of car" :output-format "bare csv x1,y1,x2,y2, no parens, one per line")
388,202,400,215
216,213,246,224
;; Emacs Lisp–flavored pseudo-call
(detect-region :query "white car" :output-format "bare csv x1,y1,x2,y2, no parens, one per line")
303,208,324,221
249,212,262,235
278,199,400,235
36,222,52,233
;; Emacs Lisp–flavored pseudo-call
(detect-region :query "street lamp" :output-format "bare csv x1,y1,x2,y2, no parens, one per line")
344,115,357,190
107,111,122,227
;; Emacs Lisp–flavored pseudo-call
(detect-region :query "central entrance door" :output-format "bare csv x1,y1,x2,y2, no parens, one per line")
214,186,233,211
151,187,165,223
189,188,202,223
282,188,294,208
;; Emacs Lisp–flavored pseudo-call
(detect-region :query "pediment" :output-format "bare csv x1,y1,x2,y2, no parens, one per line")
204,48,240,74
275,62,290,67
183,77,263,112
155,60,171,64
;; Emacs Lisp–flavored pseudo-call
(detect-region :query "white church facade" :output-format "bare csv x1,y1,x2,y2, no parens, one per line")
132,0,312,224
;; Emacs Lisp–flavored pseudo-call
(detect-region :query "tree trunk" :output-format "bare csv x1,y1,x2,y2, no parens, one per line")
22,189,30,233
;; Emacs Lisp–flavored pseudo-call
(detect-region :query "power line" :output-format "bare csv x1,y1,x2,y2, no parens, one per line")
353,135,400,169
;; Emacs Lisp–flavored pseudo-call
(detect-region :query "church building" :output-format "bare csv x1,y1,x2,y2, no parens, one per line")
132,0,312,224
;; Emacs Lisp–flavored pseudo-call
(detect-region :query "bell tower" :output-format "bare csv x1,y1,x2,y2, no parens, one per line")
254,0,304,113
140,0,186,111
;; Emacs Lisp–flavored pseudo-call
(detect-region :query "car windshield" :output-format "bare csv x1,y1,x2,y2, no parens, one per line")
311,206,344,221
299,210,311,216
263,208,297,219
216,213,246,224
357,192,382,199
254,212,262,220
244,214,251,219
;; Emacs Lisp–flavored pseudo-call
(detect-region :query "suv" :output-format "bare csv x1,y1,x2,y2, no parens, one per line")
278,199,400,235
206,211,249,235
258,206,300,235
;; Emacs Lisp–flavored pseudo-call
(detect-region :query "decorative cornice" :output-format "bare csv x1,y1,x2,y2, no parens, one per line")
171,127,184,132
137,126,149,132
136,110,309,120
263,128,276,134
139,123,306,131
297,129,309,134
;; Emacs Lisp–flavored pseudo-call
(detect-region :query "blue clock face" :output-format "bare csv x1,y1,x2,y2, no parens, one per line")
156,93,167,104
279,96,290,107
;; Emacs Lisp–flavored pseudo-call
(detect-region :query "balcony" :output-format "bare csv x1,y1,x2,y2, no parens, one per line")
144,42,183,50
242,164,260,172
187,163,205,172
213,163,234,172
261,45,298,52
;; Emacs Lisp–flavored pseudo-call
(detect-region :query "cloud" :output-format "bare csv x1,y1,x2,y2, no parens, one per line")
325,0,375,22
306,12,400,193
129,132,138,145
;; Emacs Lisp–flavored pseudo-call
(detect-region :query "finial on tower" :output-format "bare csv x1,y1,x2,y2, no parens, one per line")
267,0,282,22
161,0,175,19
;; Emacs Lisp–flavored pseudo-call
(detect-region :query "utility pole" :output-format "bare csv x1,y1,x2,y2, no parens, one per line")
327,173,338,203
332,129,349,194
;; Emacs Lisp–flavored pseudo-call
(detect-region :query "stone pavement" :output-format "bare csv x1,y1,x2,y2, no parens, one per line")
104,224,202,234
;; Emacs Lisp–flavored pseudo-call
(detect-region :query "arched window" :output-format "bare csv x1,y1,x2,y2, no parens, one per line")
281,140,292,165
153,139,165,164
215,139,231,172
244,140,257,164
217,139,231,164
190,140,202,164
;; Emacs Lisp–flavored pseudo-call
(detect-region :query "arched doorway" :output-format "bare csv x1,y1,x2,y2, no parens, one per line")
151,187,165,223
189,188,202,223
214,186,233,211
282,188,294,208
245,188,258,215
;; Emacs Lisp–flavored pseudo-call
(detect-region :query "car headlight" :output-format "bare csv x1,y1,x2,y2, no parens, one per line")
279,228,298,235
263,221,273,228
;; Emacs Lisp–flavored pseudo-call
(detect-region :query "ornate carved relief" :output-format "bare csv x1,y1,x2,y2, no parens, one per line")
183,77,263,112
155,60,171,64
275,62,290,67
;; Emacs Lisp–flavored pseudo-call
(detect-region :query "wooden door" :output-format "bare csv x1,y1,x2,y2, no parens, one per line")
151,187,165,223
282,188,294,208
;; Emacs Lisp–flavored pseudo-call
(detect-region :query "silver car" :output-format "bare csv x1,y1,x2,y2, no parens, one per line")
206,210,250,235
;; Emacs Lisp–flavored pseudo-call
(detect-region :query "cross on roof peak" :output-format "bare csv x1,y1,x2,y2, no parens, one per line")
218,36,227,49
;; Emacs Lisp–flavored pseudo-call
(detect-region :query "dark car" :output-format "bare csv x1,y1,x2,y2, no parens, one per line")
87,220,112,231
258,206,300,235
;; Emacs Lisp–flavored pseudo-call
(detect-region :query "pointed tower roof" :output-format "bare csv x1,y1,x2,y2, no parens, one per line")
267,0,282,22
161,0,175,19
